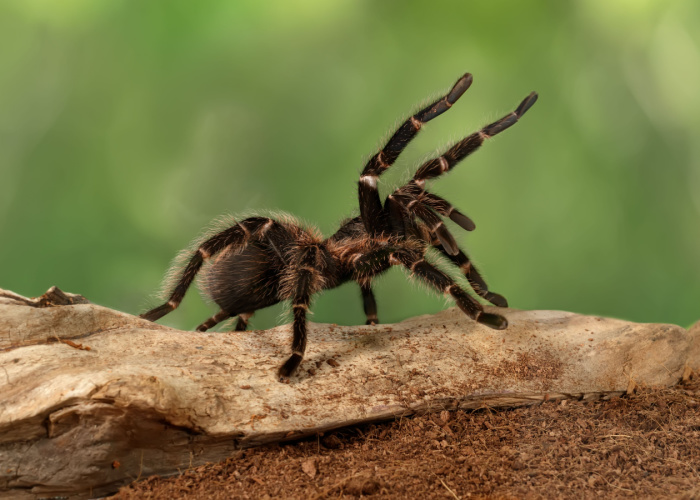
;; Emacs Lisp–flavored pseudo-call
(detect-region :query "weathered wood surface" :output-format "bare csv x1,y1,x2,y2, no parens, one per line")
1,287,698,498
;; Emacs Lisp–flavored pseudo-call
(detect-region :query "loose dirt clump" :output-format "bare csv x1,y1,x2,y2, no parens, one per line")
114,377,700,499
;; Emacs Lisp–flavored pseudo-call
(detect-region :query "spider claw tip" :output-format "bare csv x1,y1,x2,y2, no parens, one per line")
478,313,508,330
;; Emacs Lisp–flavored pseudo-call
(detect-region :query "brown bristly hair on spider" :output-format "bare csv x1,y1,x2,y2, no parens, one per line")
140,72,538,381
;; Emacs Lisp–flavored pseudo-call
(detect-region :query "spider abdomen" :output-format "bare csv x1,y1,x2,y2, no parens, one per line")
196,216,337,317
200,242,283,315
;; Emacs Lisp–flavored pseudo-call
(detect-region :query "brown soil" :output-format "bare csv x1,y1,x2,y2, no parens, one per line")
114,377,700,499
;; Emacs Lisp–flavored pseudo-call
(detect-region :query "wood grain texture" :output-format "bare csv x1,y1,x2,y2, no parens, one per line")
1,287,698,498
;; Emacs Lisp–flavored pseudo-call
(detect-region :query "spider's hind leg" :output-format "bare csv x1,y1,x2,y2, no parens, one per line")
196,310,231,332
234,312,254,331
140,217,275,323
196,311,254,332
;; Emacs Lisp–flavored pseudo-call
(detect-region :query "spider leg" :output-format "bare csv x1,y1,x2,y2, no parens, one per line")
359,73,474,235
432,239,508,307
278,245,325,381
413,92,538,185
390,193,460,256
195,311,255,332
386,195,418,239
360,282,379,325
234,312,254,331
196,310,231,332
349,246,413,325
419,191,475,232
140,217,275,322
387,189,505,306
390,249,507,330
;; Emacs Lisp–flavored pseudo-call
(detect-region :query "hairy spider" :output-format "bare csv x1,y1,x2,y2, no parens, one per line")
140,73,537,380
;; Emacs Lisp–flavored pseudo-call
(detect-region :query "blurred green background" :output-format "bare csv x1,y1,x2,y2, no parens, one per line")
1,0,699,331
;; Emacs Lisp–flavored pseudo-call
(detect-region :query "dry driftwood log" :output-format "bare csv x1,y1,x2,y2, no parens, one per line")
1,286,698,498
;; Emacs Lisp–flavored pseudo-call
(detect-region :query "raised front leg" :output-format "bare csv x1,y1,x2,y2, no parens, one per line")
358,73,474,235
412,91,538,185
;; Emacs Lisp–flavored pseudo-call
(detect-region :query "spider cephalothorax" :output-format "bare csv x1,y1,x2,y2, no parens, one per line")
140,73,538,381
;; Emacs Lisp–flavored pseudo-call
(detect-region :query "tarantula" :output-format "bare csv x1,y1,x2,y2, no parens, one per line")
140,73,537,381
